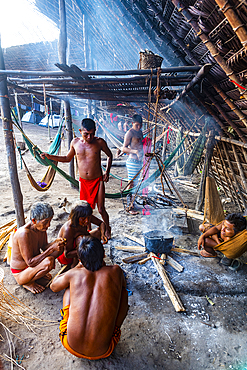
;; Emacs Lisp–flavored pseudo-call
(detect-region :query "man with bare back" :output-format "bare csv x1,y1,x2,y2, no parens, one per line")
10,202,66,294
122,114,144,214
57,202,107,268
50,236,128,359
41,118,112,238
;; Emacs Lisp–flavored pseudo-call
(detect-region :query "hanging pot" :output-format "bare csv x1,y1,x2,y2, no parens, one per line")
144,230,174,254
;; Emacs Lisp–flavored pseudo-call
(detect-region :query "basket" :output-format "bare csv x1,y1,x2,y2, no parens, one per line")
139,50,163,69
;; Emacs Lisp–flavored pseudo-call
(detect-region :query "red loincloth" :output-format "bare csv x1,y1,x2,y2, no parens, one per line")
11,267,27,274
79,176,103,209
57,240,76,265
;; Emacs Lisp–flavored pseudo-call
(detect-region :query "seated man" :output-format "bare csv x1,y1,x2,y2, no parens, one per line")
57,202,107,267
10,202,66,294
50,236,128,360
198,213,247,264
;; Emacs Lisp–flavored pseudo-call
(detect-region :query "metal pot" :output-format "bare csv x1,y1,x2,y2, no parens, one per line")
144,230,174,254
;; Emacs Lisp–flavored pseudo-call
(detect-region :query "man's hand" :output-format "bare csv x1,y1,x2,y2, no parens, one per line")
100,222,108,244
197,234,205,250
40,152,50,160
134,149,143,161
103,172,110,182
51,238,66,253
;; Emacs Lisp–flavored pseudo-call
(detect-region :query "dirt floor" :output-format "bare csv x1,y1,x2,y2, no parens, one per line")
0,121,246,370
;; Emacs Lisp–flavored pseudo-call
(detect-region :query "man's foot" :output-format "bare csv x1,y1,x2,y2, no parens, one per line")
105,226,111,240
22,282,45,294
127,209,139,215
200,249,217,258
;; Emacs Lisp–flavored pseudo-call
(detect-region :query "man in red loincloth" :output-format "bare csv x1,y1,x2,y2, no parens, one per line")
41,118,112,238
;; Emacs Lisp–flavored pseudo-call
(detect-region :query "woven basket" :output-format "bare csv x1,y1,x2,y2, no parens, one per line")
139,51,163,69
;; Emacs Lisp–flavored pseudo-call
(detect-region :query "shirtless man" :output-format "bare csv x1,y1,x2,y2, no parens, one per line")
198,213,247,264
41,118,112,238
50,236,128,359
57,202,107,267
122,114,143,214
10,202,66,294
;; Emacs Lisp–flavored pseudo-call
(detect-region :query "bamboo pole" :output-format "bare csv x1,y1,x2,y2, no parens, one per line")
150,253,186,312
171,0,247,99
0,43,25,228
231,143,247,192
215,0,247,52
208,79,247,129
216,135,247,150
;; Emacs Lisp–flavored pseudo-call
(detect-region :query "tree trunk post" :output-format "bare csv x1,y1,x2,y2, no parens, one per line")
0,42,25,227
58,0,75,184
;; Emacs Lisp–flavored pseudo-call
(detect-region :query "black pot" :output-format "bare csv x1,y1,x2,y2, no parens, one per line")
144,230,174,254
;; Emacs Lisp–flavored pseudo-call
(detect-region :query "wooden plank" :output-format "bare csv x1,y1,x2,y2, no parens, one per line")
171,247,200,256
115,245,146,253
150,252,186,312
122,253,148,264
138,255,151,265
122,233,145,247
166,255,184,272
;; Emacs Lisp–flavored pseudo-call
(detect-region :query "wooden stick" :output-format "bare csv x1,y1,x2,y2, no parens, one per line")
0,219,15,230
122,253,148,264
159,253,166,266
150,252,186,312
115,245,146,253
0,223,17,242
122,233,145,247
0,234,10,251
171,247,200,256
138,255,151,265
46,265,67,287
166,255,184,272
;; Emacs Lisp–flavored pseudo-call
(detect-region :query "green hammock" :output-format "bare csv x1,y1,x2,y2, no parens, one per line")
11,114,188,198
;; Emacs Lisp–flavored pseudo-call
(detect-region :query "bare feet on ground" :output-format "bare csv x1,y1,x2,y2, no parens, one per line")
22,282,46,294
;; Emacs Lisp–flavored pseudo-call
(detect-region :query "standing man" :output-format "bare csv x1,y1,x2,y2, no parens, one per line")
41,118,112,238
122,114,144,214
10,202,66,294
50,236,128,359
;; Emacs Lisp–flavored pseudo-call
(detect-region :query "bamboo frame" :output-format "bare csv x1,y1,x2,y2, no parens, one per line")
231,143,247,192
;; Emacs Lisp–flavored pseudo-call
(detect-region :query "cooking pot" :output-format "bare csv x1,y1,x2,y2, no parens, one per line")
143,230,174,254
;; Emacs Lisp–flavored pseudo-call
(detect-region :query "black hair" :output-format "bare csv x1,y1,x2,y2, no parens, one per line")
30,202,54,221
81,118,96,131
225,213,246,233
78,236,104,272
132,114,142,125
69,203,92,227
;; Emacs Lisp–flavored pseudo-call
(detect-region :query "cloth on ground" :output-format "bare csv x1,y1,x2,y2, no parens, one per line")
79,176,103,209
213,229,247,259
126,157,142,189
57,240,76,265
59,305,121,359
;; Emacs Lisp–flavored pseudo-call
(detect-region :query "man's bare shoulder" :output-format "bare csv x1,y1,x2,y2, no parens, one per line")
71,137,81,146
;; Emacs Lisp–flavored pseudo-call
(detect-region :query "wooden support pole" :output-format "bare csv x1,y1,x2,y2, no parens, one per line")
196,131,215,211
0,43,25,228
150,252,185,312
58,0,75,185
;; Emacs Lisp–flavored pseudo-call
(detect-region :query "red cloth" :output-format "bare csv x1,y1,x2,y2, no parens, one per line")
57,240,76,265
11,267,27,274
79,176,103,209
